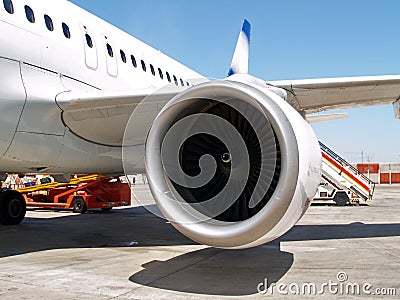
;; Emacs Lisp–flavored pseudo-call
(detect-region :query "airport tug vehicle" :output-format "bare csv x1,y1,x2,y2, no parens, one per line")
0,175,131,225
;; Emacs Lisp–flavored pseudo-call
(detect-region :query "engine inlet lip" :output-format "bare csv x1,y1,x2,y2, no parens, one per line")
145,79,300,248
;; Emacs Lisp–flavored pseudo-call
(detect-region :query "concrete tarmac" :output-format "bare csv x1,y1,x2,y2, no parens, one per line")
0,184,399,299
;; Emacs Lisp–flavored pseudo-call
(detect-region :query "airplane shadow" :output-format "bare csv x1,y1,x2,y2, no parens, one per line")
129,219,400,296
0,205,196,257
277,222,400,242
129,245,292,296
1,205,399,296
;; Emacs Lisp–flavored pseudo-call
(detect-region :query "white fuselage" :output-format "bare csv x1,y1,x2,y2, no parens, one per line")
0,1,325,248
0,0,202,174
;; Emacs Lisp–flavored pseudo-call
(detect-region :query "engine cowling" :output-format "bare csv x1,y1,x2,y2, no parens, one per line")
145,77,321,249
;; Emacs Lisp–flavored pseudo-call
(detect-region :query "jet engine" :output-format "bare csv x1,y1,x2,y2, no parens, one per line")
145,77,322,249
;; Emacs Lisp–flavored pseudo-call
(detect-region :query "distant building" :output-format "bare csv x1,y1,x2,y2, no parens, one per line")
356,163,400,184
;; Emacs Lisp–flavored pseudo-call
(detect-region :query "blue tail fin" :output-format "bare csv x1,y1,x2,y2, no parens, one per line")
228,19,251,76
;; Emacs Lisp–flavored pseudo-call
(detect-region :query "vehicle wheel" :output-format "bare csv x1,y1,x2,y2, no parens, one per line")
0,190,26,225
101,207,112,212
72,197,87,214
333,192,349,206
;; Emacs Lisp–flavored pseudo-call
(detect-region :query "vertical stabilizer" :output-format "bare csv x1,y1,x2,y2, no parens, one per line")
228,19,251,76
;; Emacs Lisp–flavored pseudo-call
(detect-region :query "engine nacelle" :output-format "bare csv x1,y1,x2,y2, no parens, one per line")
145,77,321,249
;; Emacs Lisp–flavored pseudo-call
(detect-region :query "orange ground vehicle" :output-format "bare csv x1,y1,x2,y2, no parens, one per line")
17,175,131,213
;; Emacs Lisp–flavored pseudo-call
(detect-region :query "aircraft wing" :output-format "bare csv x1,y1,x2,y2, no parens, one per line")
272,75,400,114
57,75,400,147
305,113,348,123
56,86,187,146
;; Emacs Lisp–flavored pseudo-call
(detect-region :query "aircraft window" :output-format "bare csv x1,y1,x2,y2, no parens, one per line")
3,0,14,14
85,34,93,48
186,82,190,86
24,5,35,23
44,15,54,31
141,60,146,72
62,23,71,39
131,55,137,68
173,75,178,86
150,64,155,76
166,72,171,82
106,43,113,57
180,78,184,86
158,68,163,79
120,50,127,63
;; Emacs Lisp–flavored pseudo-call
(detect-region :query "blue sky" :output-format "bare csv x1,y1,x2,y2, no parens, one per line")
70,0,400,163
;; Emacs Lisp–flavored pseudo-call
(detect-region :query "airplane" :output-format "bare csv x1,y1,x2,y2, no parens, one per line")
1,0,400,249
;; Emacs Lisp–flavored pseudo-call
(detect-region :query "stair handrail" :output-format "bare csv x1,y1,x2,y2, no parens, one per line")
319,141,375,186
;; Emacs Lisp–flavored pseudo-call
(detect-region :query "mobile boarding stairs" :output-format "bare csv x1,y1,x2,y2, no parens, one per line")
314,142,375,205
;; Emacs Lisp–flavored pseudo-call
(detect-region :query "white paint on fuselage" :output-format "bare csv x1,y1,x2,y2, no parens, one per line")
0,0,202,174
